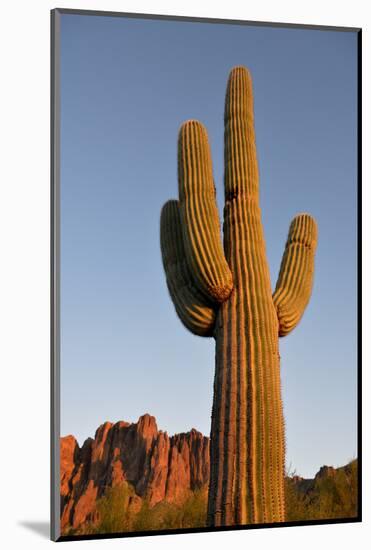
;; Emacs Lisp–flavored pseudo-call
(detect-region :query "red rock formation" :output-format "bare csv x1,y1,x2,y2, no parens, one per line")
60,414,210,533
60,435,79,501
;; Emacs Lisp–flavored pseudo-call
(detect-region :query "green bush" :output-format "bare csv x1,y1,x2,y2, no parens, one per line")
133,499,179,531
133,487,207,532
181,487,208,528
95,481,135,534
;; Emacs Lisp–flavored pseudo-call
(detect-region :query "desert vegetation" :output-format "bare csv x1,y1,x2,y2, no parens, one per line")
63,484,208,536
132,487,208,532
285,460,358,522
63,460,357,535
160,66,317,525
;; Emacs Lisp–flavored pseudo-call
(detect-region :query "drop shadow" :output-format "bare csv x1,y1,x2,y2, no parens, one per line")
18,521,50,539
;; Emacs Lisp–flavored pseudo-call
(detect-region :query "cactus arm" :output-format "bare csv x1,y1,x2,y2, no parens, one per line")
178,120,233,303
160,200,217,337
273,213,318,337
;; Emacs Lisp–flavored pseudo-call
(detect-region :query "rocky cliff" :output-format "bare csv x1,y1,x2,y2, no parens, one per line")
60,414,210,532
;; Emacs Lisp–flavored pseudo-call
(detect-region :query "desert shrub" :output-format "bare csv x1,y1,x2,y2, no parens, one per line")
285,459,358,522
285,477,310,522
311,460,358,520
180,487,208,528
131,499,153,531
95,481,135,534
133,499,181,531
133,487,207,532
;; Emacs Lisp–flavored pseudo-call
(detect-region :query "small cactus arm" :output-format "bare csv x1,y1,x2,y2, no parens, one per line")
160,66,317,526
273,214,318,337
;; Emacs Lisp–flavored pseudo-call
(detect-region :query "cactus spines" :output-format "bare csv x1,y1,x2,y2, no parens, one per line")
160,66,317,526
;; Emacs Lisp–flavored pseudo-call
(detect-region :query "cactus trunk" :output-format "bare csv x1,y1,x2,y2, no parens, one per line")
160,66,317,527
208,196,285,525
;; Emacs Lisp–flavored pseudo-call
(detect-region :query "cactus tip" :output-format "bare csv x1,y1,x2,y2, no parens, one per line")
229,65,252,78
180,119,206,131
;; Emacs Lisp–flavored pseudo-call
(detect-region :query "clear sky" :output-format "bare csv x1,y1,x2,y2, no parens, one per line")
60,13,358,478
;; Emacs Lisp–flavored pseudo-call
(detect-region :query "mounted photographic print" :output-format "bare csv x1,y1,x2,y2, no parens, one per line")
51,8,361,542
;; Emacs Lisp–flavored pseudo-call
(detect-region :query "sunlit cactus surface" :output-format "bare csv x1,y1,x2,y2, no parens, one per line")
160,66,317,526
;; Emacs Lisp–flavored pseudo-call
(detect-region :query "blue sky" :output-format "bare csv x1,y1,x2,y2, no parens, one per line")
60,14,358,478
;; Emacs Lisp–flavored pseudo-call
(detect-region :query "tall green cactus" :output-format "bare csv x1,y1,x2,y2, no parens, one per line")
160,66,317,526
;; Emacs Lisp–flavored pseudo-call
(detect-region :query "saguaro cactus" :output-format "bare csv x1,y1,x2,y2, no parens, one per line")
160,66,317,526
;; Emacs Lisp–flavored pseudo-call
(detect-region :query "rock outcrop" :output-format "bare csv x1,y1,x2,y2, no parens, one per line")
60,414,210,532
